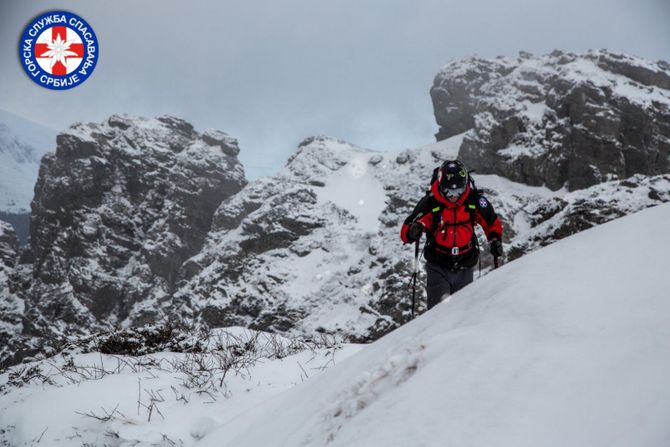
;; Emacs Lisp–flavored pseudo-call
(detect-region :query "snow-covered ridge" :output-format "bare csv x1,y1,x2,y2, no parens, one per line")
176,131,670,344
197,202,670,447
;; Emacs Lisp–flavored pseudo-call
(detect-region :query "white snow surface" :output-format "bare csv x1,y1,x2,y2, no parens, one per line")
196,203,670,447
0,328,362,446
314,153,386,231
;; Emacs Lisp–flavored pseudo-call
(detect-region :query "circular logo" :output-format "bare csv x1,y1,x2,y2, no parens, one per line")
479,197,488,208
19,11,99,90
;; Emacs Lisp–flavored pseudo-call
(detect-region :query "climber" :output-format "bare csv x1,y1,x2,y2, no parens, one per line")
400,160,503,310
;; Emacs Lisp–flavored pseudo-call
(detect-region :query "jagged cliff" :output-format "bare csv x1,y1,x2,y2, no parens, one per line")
0,115,246,367
431,50,670,190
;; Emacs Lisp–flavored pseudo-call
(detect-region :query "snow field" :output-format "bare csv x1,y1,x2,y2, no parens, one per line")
0,328,362,446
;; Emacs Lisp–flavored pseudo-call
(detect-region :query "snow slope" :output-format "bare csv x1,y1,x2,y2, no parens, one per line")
0,328,362,446
199,203,670,447
0,109,56,213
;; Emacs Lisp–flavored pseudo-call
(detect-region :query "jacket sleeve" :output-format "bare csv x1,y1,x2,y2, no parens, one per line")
400,193,435,243
473,194,503,241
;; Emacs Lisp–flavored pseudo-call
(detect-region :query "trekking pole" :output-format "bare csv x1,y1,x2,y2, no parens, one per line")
409,239,420,320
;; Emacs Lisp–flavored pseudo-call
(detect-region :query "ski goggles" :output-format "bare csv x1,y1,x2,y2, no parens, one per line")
441,184,466,197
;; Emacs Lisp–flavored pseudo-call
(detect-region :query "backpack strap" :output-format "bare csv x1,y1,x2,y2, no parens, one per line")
464,190,480,253
430,167,439,186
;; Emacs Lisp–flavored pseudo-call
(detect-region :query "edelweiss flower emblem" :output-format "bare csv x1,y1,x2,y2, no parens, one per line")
40,33,79,69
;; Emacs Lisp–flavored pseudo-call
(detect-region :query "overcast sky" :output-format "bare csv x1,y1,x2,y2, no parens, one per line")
1,0,669,178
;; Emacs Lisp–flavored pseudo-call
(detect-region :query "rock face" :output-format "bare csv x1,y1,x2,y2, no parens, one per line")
14,115,245,354
499,174,670,260
177,136,470,341
175,136,395,340
0,221,18,267
431,50,670,191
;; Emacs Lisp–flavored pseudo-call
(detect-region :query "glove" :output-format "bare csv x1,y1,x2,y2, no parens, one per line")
489,238,503,257
407,222,424,243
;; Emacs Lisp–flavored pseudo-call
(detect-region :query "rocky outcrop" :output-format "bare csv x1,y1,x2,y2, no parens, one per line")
431,50,670,191
175,136,388,339
503,174,670,260
0,221,34,369
0,221,18,268
0,115,246,367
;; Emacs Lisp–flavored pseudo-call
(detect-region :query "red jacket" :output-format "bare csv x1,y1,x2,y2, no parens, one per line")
401,181,503,267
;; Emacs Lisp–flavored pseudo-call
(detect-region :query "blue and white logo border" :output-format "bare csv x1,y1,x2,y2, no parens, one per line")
19,10,99,90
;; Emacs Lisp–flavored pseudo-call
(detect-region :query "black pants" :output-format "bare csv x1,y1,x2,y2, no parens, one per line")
426,261,474,309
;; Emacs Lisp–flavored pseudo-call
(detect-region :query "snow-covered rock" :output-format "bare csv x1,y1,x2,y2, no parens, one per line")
0,115,246,367
196,202,670,447
175,136,398,340
0,221,18,268
431,50,670,190
479,172,670,259
0,221,33,368
175,134,670,344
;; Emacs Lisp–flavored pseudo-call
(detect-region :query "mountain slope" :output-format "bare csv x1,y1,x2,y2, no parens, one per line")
0,109,56,213
176,133,669,341
200,203,670,447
